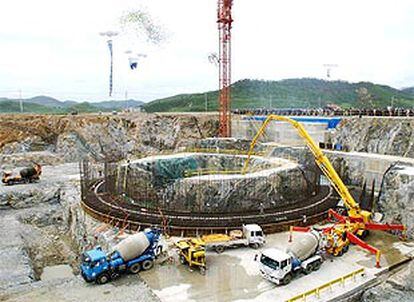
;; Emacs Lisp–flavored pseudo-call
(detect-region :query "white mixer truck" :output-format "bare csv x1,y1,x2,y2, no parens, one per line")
256,230,323,285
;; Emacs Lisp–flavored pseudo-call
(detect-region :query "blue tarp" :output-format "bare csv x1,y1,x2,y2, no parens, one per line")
243,116,342,129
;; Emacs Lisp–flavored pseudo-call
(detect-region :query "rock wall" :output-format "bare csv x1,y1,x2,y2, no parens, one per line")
0,151,64,170
0,163,98,287
0,214,34,290
167,166,310,212
361,261,414,302
334,118,414,157
268,145,414,190
0,185,61,209
0,171,158,301
376,163,414,238
0,113,219,163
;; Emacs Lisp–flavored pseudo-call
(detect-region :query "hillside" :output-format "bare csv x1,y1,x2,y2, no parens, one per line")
143,78,414,112
26,96,65,107
0,97,143,114
0,101,61,114
402,87,414,96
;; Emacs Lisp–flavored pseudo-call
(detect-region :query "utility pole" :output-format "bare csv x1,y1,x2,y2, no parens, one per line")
125,90,128,111
19,89,23,113
205,93,208,112
323,64,338,79
100,31,119,97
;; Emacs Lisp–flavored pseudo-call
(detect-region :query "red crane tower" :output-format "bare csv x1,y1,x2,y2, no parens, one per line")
217,0,233,137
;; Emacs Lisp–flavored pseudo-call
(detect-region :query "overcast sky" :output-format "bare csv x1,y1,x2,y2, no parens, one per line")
1,0,414,102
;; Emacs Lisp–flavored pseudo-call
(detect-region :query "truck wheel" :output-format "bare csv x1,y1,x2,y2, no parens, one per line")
303,264,313,275
129,263,141,274
215,246,225,254
312,261,322,271
200,267,206,275
142,260,154,271
250,243,260,249
343,244,349,253
179,255,187,264
96,273,110,284
110,272,120,280
282,273,292,285
358,230,369,239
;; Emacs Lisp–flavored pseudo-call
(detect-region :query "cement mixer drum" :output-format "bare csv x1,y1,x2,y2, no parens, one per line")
115,232,150,262
286,231,320,261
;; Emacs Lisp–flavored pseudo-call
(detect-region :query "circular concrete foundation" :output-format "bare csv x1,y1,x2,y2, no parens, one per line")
122,153,318,213
81,152,338,234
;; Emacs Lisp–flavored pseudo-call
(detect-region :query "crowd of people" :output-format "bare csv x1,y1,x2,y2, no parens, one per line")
233,107,414,117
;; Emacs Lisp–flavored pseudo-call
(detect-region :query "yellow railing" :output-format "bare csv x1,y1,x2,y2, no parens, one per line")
184,169,244,177
285,268,365,302
185,147,265,156
183,166,265,177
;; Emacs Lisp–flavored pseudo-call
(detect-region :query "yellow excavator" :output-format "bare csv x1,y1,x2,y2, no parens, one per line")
242,115,405,267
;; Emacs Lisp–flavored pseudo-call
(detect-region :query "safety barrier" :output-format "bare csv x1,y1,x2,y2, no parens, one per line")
184,169,244,177
185,147,265,156
285,268,365,302
183,167,265,177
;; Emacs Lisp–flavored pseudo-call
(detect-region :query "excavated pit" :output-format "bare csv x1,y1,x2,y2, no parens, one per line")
125,153,311,212
81,152,336,234
1,114,414,302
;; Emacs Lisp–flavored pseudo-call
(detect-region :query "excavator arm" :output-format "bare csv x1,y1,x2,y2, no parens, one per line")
242,114,371,222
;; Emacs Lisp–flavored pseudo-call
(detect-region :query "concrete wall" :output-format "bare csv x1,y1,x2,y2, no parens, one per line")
232,117,330,146
326,150,414,189
268,146,414,191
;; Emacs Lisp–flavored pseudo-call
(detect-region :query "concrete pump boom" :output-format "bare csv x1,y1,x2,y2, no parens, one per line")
242,115,371,223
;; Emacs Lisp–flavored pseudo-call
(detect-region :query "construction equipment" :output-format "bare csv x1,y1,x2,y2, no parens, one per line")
257,230,323,285
202,224,265,253
2,163,42,185
217,0,233,137
176,238,206,274
80,228,161,284
243,115,405,268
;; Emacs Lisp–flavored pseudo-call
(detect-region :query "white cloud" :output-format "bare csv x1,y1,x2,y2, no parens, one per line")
0,0,413,101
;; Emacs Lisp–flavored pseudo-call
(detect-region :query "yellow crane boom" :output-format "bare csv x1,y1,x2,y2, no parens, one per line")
242,115,371,223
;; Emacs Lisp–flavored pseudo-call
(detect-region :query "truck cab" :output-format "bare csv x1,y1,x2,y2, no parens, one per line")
258,248,294,285
257,246,323,285
80,247,110,283
243,224,265,248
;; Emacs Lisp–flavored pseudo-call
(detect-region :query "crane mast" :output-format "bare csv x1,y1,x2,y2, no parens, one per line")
218,0,233,137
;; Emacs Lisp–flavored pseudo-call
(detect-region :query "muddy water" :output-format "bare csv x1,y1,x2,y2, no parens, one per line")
141,254,265,302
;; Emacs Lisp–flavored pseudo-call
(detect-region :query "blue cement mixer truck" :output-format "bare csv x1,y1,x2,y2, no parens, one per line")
80,229,161,284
